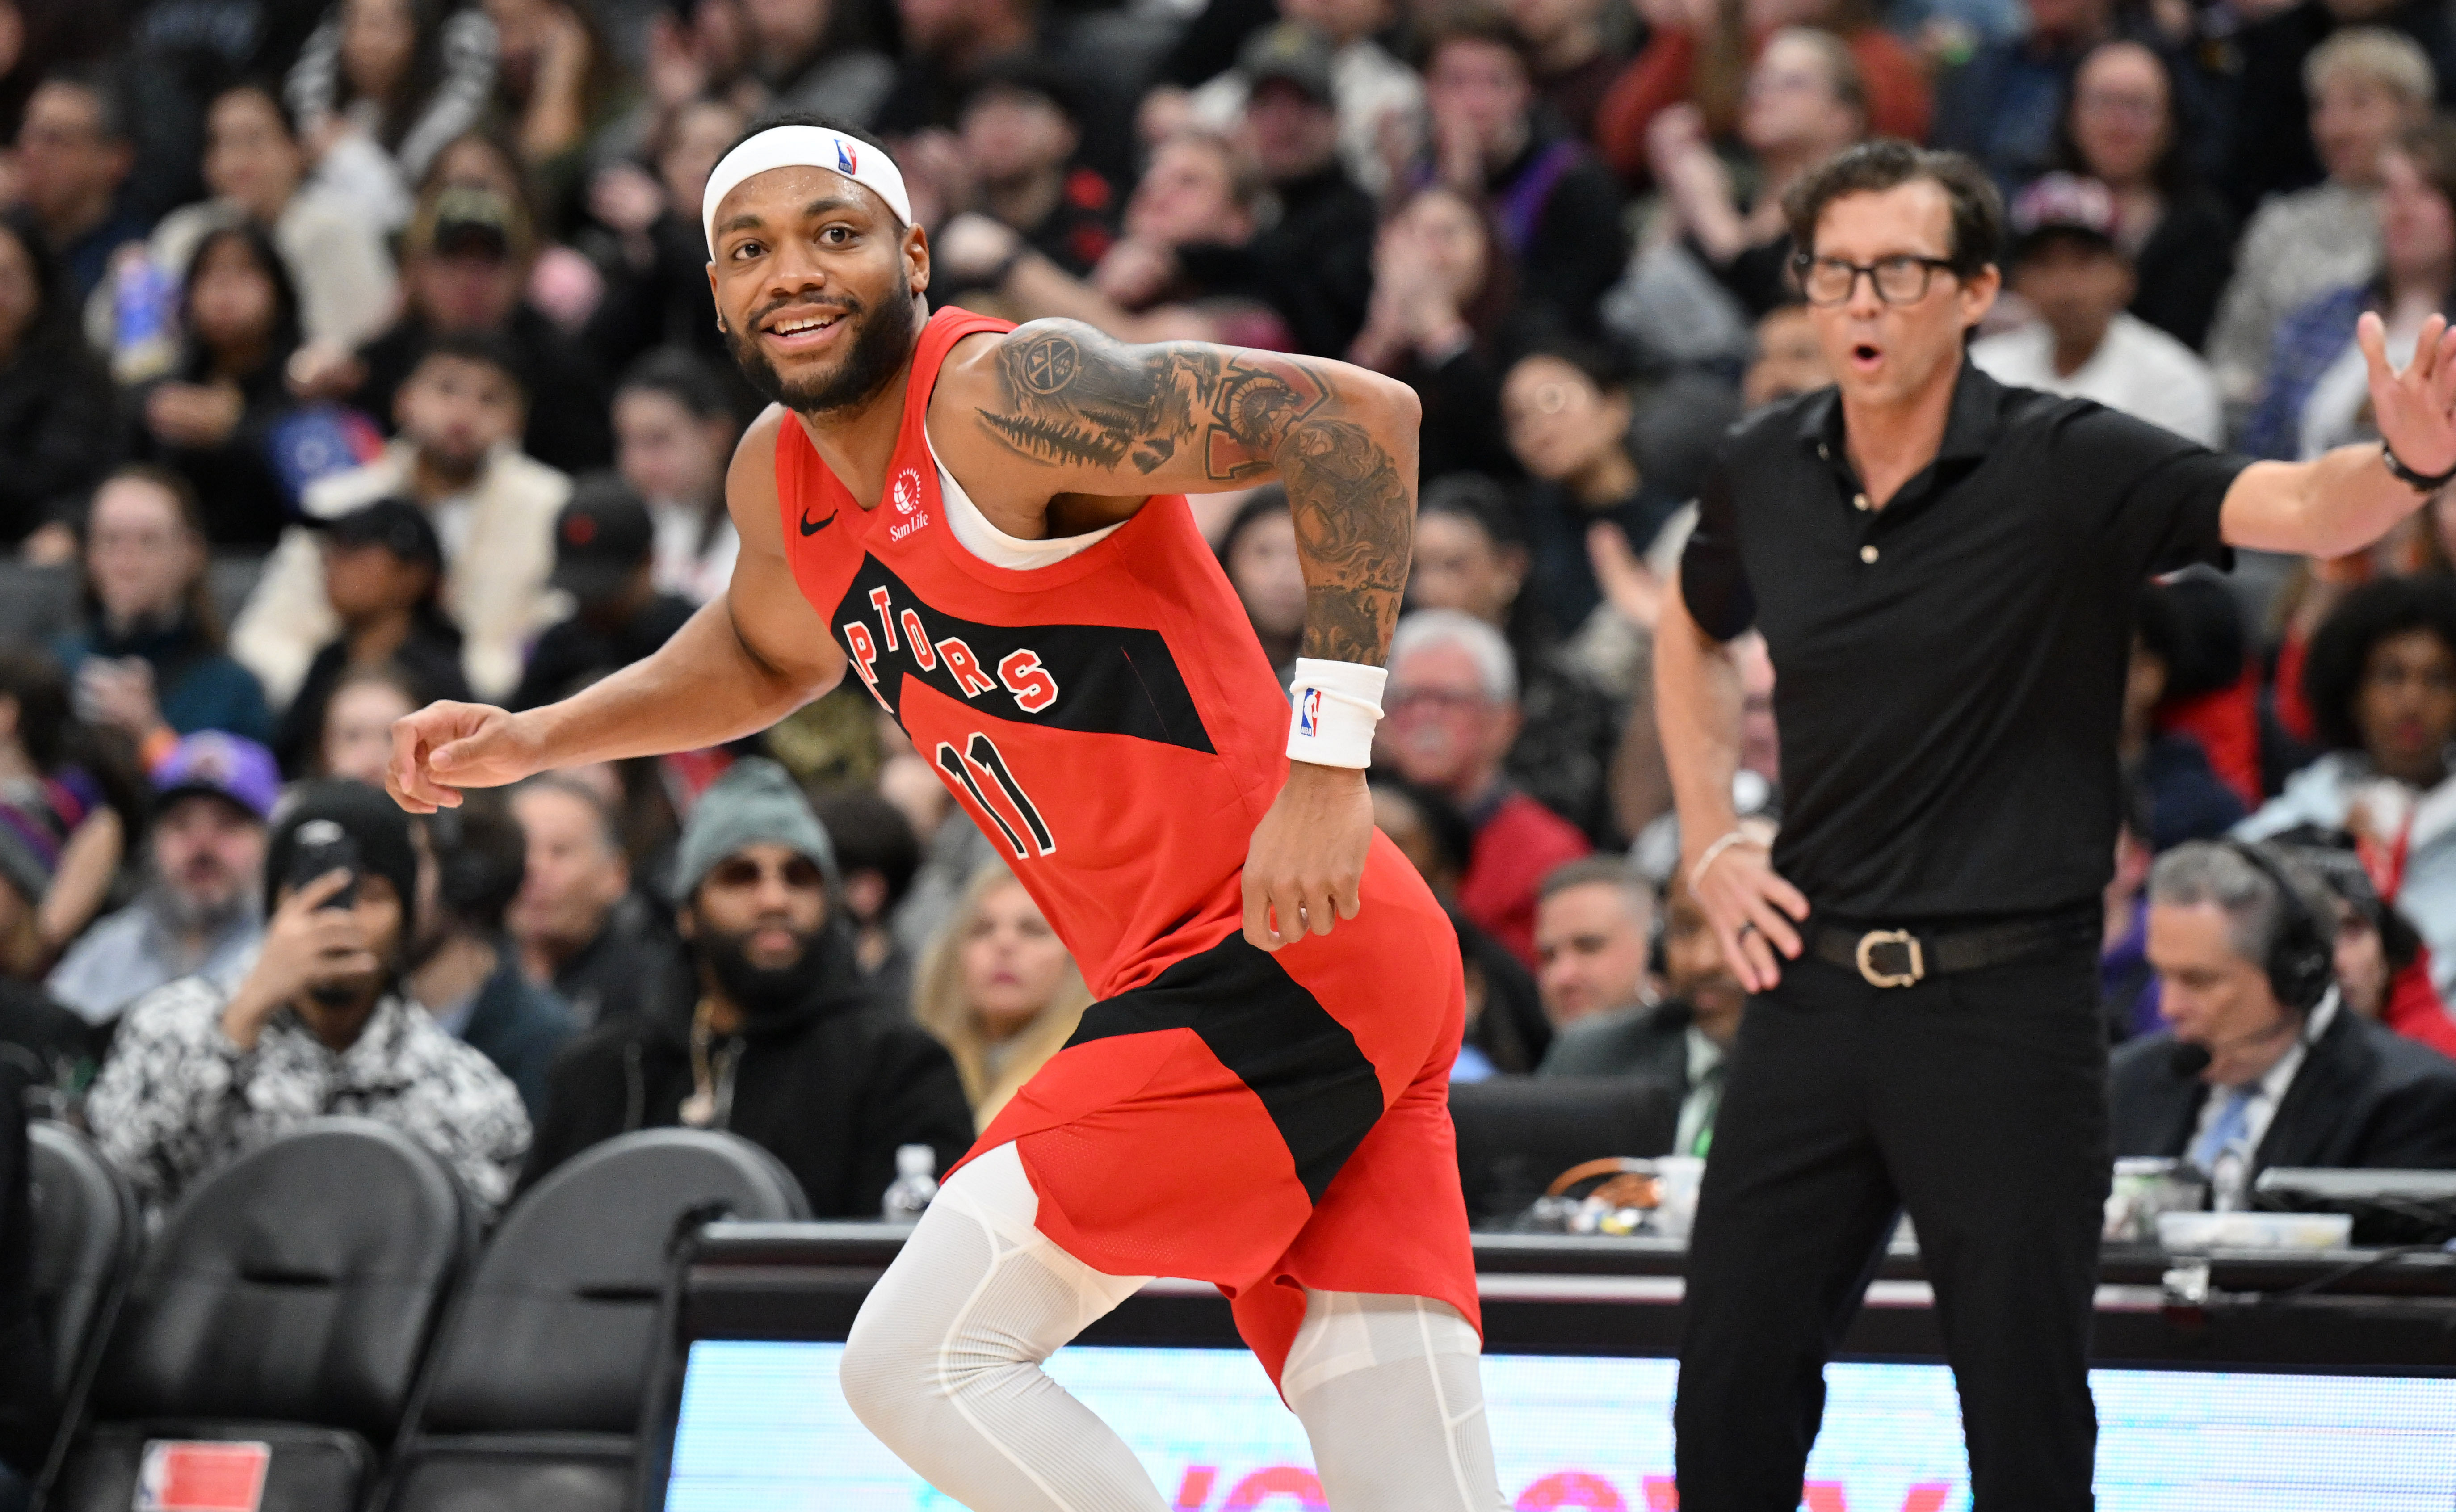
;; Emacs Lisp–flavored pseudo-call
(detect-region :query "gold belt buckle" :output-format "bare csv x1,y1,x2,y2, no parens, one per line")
1856,929,1924,988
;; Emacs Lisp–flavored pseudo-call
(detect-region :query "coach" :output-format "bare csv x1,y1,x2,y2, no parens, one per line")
1657,139,2456,1512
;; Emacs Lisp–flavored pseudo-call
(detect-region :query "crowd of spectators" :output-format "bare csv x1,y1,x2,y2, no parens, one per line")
11,0,2456,1486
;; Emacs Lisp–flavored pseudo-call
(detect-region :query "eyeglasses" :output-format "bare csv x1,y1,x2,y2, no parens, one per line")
1792,254,1961,307
706,854,826,891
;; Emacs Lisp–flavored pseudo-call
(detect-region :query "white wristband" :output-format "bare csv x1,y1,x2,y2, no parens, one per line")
1286,657,1387,769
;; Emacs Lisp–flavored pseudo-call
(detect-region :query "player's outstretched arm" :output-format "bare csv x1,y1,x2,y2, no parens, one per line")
387,411,847,813
938,319,1422,950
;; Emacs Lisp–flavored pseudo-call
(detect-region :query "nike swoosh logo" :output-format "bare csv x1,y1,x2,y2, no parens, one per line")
800,510,837,537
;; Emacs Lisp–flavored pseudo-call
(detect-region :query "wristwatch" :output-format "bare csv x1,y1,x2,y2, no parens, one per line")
2381,439,2456,493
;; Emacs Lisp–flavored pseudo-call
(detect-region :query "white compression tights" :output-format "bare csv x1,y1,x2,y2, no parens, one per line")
840,1142,1503,1512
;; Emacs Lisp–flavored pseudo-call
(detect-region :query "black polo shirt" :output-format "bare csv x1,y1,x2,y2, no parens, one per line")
1680,363,2248,921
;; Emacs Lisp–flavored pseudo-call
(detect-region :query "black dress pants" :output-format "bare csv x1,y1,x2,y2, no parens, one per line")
1673,936,2112,1512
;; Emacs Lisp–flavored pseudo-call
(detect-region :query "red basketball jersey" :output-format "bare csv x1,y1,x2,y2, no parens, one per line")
775,309,1295,995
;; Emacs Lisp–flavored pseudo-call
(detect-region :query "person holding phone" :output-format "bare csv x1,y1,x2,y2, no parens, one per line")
87,782,530,1214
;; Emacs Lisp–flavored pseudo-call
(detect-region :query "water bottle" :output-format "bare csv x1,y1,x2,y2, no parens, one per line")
882,1143,939,1221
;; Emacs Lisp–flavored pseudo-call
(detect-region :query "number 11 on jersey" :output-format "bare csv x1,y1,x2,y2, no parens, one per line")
936,731,1056,860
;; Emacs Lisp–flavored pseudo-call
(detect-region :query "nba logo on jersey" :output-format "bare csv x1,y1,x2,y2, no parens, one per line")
1298,687,1322,737
836,139,858,173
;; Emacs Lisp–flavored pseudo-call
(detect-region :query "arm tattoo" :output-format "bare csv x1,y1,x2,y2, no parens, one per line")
979,322,1413,662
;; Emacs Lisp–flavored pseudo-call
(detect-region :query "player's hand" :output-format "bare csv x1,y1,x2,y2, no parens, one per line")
1243,762,1371,952
1686,831,1808,993
2361,309,2456,478
386,701,547,814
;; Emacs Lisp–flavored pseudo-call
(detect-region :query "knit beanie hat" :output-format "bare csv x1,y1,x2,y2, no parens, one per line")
668,758,840,903
265,780,420,937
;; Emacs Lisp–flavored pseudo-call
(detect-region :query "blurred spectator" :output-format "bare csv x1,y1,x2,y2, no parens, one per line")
2049,41,2232,350
234,332,571,706
1379,609,1591,965
934,129,1293,349
1175,1,1421,200
1540,865,1740,1159
1931,0,2123,189
1199,25,1378,356
2100,786,2158,1040
316,664,423,785
2121,581,2247,850
2243,120,2456,461
0,208,115,552
507,771,688,1025
1594,0,1930,183
2225,0,2456,218
334,181,615,473
0,1058,49,1508
52,468,274,755
523,759,974,1211
810,787,924,1015
584,97,750,381
47,731,275,1025
2295,838,2456,1059
1217,488,1307,683
483,0,628,200
1348,186,1522,483
1501,343,1685,634
911,860,1091,1127
1742,298,1831,407
510,477,696,710
405,798,576,1116
88,780,532,1212
1417,16,1627,341
1505,0,1627,137
2116,841,2456,1201
136,82,399,354
0,651,134,968
2239,577,2456,1004
740,0,892,122
1410,476,1621,839
1527,853,1654,1031
1969,173,2223,446
122,225,309,548
946,59,1116,278
1369,775,1552,1077
875,0,1134,181
13,65,141,302
613,348,741,604
286,0,500,231
0,777,101,1090
270,498,471,778
1646,28,1867,319
2208,29,2433,408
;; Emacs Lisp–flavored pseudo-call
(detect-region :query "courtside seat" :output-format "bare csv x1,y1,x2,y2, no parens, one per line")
48,1120,473,1512
382,1130,809,1512
25,1121,140,1414
1449,1075,1683,1223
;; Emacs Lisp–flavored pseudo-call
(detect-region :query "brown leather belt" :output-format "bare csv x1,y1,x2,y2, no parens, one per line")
1809,914,2092,988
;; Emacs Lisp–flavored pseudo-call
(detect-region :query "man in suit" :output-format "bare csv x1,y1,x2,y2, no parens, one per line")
2114,840,2456,1205
1538,860,1742,1157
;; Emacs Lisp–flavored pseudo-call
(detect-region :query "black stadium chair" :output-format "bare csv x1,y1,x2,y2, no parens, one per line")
25,1121,140,1470
382,1130,810,1512
1448,1075,1682,1223
48,1120,475,1512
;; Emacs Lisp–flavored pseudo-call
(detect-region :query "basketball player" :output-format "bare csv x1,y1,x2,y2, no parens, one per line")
385,118,1501,1512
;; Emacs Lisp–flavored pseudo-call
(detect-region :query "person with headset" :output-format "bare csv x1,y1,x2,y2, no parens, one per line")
2112,839,2456,1207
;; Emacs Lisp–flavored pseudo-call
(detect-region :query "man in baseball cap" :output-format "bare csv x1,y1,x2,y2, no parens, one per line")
510,477,697,710
1969,172,2225,446
49,732,281,1025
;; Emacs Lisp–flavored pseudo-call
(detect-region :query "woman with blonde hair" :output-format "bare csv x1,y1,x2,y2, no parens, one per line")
911,863,1091,1129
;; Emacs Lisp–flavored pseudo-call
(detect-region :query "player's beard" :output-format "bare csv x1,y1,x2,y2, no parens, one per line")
726,284,920,418
699,919,820,1021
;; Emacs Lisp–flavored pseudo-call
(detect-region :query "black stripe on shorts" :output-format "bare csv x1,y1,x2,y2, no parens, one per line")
1063,933,1386,1204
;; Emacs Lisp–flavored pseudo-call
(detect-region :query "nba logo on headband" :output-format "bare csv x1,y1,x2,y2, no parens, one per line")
837,139,857,173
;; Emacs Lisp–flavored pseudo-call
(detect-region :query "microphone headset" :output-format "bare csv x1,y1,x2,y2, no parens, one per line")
2167,840,2334,1079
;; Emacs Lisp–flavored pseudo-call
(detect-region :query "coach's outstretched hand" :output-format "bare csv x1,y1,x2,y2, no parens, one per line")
386,701,549,814
1243,763,1372,951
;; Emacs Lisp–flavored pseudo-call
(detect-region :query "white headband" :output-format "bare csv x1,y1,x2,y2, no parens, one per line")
701,126,913,256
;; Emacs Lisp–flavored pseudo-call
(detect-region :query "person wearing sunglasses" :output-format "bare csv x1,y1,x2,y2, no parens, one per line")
518,759,973,1216
1658,137,2456,1512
